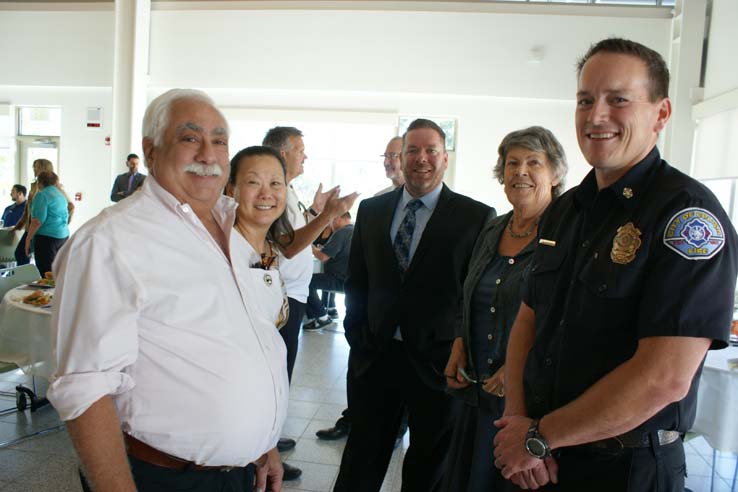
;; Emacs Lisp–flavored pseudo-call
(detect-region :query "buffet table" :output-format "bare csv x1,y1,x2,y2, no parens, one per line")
693,345,738,454
0,286,54,411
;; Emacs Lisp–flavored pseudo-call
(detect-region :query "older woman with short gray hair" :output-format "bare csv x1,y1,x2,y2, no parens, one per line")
442,126,568,492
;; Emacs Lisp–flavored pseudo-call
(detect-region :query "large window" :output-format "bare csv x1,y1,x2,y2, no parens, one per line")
17,107,61,137
702,178,738,227
225,109,397,215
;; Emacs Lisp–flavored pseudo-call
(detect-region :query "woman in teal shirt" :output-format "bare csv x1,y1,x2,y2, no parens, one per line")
25,171,69,275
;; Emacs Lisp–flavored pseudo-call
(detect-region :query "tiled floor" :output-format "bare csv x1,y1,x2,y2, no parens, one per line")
0,304,736,491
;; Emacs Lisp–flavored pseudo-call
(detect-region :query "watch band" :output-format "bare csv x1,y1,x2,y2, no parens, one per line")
308,207,319,217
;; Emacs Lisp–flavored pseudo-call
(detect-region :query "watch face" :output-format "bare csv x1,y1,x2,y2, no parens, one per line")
526,437,546,458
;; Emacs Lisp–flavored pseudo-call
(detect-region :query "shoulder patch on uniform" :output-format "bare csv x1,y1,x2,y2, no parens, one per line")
663,207,726,260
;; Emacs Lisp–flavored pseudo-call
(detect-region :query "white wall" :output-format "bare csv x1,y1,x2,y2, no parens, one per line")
0,11,114,87
149,9,668,100
0,9,115,229
148,8,669,210
703,0,738,100
1,4,672,224
0,87,114,229
690,0,738,180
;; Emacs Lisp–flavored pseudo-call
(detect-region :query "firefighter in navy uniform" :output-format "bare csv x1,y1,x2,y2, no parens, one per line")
493,38,738,492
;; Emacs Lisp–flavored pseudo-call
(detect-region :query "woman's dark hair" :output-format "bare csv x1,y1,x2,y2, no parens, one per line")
229,146,294,252
36,171,60,189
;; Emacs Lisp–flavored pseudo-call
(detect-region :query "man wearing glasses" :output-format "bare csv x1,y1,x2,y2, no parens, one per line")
375,136,405,196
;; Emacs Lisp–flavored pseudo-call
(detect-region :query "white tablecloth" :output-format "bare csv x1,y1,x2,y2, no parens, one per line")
0,286,54,378
692,345,738,453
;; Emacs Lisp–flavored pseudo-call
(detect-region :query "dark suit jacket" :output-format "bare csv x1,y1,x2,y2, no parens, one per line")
110,172,145,202
344,184,493,390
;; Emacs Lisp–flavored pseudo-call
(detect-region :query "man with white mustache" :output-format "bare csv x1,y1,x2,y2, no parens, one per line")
494,38,738,492
334,119,492,491
183,162,222,176
47,89,287,492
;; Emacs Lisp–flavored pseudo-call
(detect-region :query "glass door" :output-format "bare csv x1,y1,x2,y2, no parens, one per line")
17,136,59,186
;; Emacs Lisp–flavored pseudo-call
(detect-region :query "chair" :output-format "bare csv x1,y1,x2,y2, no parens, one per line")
0,263,41,300
0,228,21,268
0,362,20,416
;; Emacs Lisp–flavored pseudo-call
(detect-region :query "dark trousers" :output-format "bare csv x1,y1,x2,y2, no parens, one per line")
334,342,458,492
280,297,305,383
33,234,67,276
548,437,686,492
336,367,409,437
305,273,344,319
14,231,30,265
442,397,511,492
128,456,255,492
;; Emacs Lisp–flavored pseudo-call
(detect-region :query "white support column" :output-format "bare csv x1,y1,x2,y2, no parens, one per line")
664,0,706,173
111,0,151,178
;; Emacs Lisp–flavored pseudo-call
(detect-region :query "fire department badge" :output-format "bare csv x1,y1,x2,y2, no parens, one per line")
663,207,725,260
611,222,642,265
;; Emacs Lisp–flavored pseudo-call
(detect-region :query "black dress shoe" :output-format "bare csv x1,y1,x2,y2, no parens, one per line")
282,462,302,481
277,437,296,452
327,308,339,319
316,423,350,440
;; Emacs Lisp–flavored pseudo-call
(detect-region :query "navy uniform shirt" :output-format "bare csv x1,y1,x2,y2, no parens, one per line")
522,146,738,434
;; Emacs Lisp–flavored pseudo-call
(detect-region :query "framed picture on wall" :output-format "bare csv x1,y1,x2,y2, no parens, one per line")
398,116,458,151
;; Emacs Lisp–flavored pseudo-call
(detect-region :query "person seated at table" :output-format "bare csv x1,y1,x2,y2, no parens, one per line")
227,145,294,328
2,184,27,228
24,171,69,276
443,126,568,492
313,223,333,247
304,212,353,330
13,159,74,266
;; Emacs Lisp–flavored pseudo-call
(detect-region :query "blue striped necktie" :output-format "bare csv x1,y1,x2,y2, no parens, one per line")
393,199,423,271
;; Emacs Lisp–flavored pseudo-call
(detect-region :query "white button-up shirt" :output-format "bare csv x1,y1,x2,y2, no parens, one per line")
279,185,312,302
47,177,289,467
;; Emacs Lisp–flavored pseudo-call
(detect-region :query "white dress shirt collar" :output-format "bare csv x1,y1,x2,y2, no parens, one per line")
143,175,238,231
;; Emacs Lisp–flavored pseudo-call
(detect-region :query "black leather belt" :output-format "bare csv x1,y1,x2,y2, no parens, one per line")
586,430,680,451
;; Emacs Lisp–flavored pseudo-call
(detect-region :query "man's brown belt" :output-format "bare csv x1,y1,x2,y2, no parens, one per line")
124,434,236,472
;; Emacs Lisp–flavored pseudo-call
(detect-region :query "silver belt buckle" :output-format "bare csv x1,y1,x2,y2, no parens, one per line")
657,430,680,446
219,466,235,472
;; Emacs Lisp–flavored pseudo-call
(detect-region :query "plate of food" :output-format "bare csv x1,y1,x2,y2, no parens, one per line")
31,272,55,288
22,290,52,307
